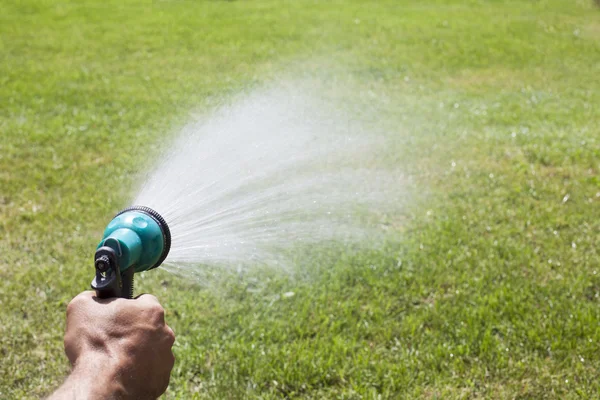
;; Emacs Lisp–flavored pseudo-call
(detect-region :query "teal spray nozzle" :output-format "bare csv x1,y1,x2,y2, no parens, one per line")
91,206,171,299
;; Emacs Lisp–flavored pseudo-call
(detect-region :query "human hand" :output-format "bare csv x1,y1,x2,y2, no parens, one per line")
51,291,175,400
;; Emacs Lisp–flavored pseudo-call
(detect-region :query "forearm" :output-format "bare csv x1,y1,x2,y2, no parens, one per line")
47,355,125,400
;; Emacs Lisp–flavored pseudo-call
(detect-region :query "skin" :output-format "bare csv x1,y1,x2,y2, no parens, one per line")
47,291,176,400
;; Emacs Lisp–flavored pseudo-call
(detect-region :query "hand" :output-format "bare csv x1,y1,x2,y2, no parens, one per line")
49,291,175,400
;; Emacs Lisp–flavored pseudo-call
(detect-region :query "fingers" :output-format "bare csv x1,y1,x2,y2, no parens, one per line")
79,290,117,306
69,291,171,328
68,290,95,306
74,291,160,305
136,293,160,306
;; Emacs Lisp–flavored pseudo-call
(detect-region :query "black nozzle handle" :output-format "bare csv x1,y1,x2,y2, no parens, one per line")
120,267,135,299
91,246,134,299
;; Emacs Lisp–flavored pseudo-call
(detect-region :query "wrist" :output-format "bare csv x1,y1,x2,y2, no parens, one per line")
69,352,127,400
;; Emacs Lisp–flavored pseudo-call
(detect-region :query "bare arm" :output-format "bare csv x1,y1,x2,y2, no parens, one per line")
47,353,125,399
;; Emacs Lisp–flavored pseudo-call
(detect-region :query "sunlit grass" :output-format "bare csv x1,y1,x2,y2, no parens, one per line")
1,0,599,398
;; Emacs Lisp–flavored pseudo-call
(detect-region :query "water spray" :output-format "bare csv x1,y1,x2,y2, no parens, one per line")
87,87,400,289
91,206,171,298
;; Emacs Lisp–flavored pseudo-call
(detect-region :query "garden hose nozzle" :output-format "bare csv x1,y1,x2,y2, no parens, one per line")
91,206,171,299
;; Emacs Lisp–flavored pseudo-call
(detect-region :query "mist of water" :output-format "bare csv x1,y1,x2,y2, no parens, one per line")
134,85,404,279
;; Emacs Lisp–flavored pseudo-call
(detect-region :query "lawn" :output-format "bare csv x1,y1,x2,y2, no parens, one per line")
1,0,599,398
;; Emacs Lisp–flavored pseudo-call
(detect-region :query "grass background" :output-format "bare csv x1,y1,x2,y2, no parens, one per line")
1,0,599,398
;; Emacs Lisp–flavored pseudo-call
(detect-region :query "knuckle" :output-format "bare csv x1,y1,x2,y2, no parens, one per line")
165,327,176,345
139,304,166,327
153,304,165,315
66,301,77,315
149,304,165,320
138,293,159,305
66,295,86,315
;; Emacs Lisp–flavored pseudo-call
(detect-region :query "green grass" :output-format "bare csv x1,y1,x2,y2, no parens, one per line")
1,0,600,398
